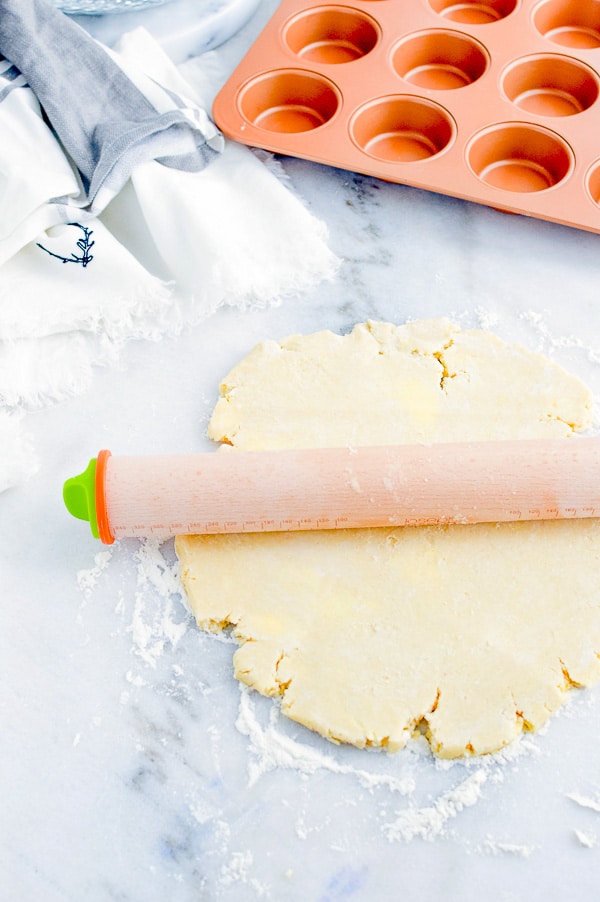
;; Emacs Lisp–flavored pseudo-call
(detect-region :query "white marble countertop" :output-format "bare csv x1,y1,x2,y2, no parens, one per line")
71,0,261,60
3,1,600,899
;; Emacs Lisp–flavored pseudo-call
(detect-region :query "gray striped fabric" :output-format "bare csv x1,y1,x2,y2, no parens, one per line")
0,0,224,213
0,59,28,102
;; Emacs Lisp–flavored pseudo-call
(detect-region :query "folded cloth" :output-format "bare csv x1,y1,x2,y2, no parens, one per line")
107,28,340,310
0,411,37,493
0,56,83,265
0,218,179,500
0,219,176,344
0,218,179,411
0,38,180,491
0,0,223,220
0,22,339,494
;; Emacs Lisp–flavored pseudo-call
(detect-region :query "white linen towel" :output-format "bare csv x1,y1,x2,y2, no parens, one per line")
0,25,339,493
0,0,223,218
107,27,340,312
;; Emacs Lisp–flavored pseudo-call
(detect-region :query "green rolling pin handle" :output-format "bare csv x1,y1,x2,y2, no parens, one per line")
63,451,113,543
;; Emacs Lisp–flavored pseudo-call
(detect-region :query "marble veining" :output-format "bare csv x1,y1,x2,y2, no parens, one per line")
74,0,262,61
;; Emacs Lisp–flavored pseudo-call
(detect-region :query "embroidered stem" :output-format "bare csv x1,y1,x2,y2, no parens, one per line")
37,223,95,267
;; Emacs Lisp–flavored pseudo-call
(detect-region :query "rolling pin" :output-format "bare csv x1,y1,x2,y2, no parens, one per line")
63,439,600,544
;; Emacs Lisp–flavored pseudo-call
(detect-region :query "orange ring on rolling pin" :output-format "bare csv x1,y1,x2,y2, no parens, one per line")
96,449,114,545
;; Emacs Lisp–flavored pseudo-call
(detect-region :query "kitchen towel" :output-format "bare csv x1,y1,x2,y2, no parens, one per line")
0,18,339,493
0,0,224,219
0,53,83,267
101,27,340,310
0,27,181,487
0,412,36,494
0,219,179,407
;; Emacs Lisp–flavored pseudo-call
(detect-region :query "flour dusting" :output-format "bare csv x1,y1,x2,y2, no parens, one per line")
574,829,597,848
135,539,185,603
236,686,415,795
234,684,550,849
219,850,269,897
521,310,600,361
70,491,590,865
474,307,500,331
566,791,600,814
382,769,487,843
480,838,536,858
126,539,191,667
77,549,113,596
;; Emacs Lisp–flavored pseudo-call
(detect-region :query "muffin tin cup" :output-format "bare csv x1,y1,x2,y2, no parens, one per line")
429,0,518,26
392,30,490,90
213,0,600,233
238,69,341,133
350,96,456,162
586,160,600,207
466,122,574,193
533,0,600,50
283,6,381,64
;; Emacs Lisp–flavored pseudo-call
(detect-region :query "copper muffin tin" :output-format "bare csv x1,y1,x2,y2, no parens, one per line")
213,0,600,232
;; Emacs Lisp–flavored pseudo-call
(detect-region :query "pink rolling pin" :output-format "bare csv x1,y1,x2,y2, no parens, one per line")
63,438,600,544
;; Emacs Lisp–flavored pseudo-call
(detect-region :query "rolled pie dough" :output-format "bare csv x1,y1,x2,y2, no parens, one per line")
176,319,600,757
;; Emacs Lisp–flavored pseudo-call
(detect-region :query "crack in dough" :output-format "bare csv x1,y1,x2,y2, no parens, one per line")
176,319,600,758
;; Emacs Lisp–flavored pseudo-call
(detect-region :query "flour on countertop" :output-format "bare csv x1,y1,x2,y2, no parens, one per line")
126,539,191,667
473,307,500,331
236,686,415,795
72,488,598,860
77,549,113,596
480,838,537,858
74,536,548,852
566,791,600,813
574,829,598,848
75,538,193,671
219,850,269,898
135,539,185,603
521,309,600,361
234,683,550,849
382,769,488,843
